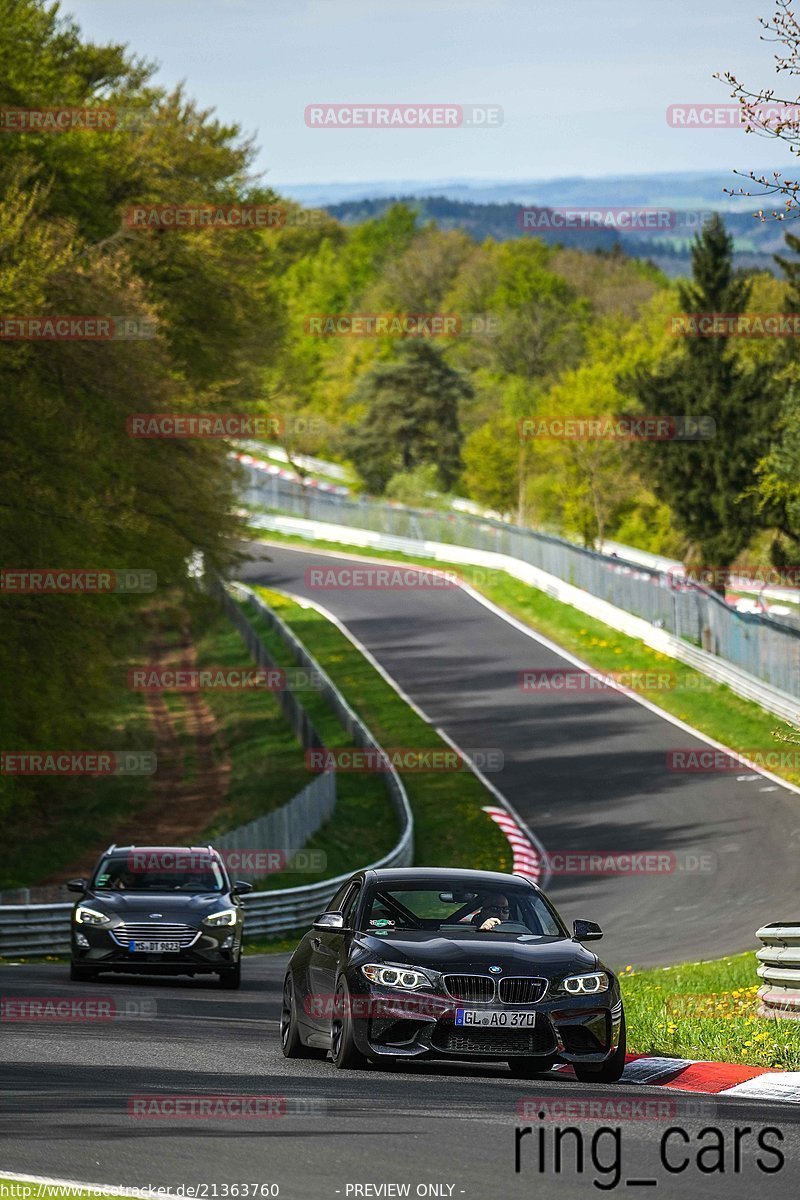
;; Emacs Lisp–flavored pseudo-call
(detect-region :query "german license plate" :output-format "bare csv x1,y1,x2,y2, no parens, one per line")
455,1009,536,1027
130,940,180,953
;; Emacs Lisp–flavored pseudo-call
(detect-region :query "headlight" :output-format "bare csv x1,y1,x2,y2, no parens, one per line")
204,908,237,927
74,905,111,927
561,971,609,995
361,963,433,990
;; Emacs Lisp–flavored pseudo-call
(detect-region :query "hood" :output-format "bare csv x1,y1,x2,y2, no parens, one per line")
352,931,599,976
80,891,227,916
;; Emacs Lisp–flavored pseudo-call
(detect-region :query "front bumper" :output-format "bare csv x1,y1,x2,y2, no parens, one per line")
346,984,623,1064
71,922,242,975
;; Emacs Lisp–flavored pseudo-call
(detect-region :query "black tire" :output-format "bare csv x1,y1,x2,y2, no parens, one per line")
280,974,323,1058
506,1056,556,1079
573,1012,627,1083
69,962,97,982
218,959,242,990
330,979,368,1070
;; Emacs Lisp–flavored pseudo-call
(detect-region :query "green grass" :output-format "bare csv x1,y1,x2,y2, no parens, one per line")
245,586,512,874
247,528,800,786
192,609,314,833
622,952,800,1069
225,596,400,890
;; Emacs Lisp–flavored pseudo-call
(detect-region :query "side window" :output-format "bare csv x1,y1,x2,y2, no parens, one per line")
326,881,352,913
341,883,361,925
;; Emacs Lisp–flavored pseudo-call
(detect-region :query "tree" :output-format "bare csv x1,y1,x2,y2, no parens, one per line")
756,390,800,555
461,414,519,516
344,341,469,493
718,1,800,221
622,216,781,588
0,0,287,850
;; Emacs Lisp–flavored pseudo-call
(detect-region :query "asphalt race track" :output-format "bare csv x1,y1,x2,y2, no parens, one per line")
239,541,800,968
1,959,798,1200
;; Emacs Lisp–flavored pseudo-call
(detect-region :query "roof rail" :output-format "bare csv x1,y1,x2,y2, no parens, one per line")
106,843,117,853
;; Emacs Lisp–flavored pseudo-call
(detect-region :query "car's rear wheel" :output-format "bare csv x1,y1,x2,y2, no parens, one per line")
69,962,97,982
572,1013,626,1083
218,959,241,990
330,979,367,1070
506,1055,556,1079
280,974,323,1058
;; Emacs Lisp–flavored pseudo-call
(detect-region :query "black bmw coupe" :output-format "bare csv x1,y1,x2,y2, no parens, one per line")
281,867,626,1080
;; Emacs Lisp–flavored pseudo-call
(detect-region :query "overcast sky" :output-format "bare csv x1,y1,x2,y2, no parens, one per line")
63,0,797,188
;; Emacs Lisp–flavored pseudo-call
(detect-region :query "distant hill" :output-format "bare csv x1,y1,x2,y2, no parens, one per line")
278,172,799,276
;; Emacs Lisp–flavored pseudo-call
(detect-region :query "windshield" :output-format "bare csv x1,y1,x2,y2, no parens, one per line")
360,883,565,937
91,856,226,893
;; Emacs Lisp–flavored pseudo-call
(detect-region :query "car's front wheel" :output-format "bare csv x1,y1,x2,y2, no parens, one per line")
69,962,97,982
330,979,367,1070
218,959,242,990
280,974,323,1058
506,1055,556,1079
572,1013,626,1083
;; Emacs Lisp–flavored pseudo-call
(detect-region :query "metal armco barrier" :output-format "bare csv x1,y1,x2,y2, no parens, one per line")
241,465,800,704
756,924,800,1020
0,588,413,957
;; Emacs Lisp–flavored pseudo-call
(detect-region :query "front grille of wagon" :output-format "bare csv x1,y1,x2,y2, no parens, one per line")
113,923,200,947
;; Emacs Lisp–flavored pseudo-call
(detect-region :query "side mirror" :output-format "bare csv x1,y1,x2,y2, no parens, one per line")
313,912,346,933
67,879,87,894
573,919,603,942
232,881,254,896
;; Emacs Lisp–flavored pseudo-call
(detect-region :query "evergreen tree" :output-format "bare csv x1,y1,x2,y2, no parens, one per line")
344,341,468,494
622,215,780,589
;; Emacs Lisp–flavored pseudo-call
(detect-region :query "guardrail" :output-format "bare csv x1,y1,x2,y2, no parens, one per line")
0,587,413,957
241,463,800,707
248,509,800,729
756,924,800,1020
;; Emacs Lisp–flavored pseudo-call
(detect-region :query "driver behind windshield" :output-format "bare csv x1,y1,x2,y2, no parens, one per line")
472,893,511,931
